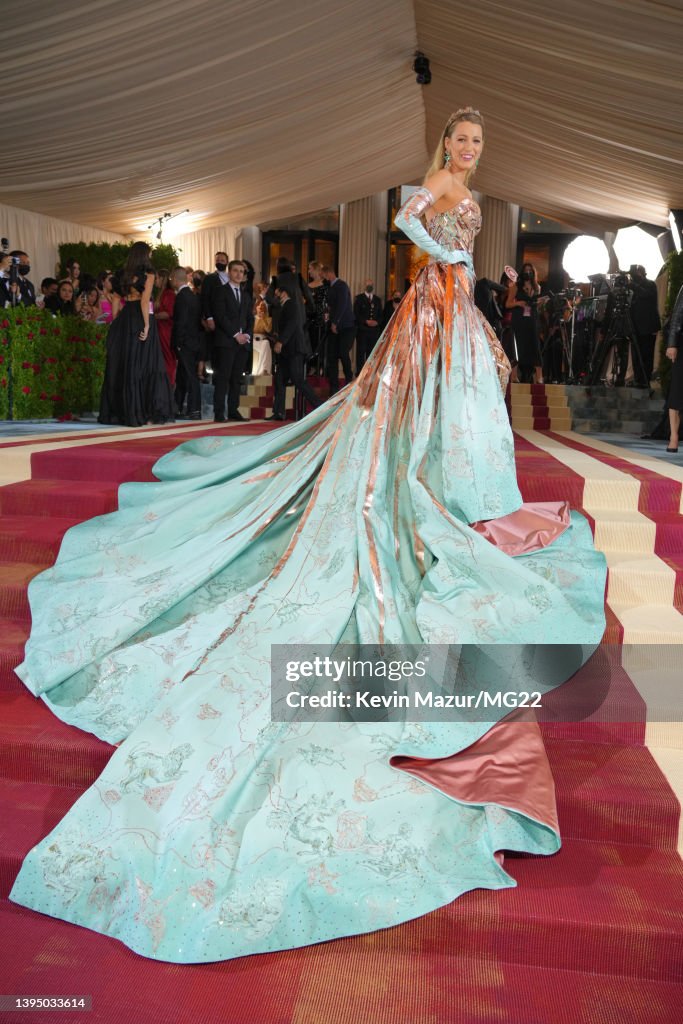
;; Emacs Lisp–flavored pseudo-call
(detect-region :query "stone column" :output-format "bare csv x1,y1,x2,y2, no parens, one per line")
235,226,262,275
474,196,519,280
338,193,389,301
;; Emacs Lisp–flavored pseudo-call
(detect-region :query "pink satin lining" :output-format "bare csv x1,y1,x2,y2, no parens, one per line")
391,709,558,832
470,501,571,556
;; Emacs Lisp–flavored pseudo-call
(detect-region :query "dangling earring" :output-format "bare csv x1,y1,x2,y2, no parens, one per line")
444,150,451,166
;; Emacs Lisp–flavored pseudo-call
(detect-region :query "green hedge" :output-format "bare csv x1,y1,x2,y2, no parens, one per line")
57,241,179,279
0,307,107,420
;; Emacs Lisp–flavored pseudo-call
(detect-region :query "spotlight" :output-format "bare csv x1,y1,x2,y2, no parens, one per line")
562,235,609,282
669,209,683,252
413,52,431,85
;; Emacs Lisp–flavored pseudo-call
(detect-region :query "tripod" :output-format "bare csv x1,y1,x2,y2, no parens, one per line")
589,303,649,388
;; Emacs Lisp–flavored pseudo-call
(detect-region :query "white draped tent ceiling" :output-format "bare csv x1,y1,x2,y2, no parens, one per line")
2,0,682,239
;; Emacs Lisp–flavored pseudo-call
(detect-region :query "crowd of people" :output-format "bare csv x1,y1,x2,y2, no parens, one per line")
474,260,663,388
2,241,669,427
1,243,408,428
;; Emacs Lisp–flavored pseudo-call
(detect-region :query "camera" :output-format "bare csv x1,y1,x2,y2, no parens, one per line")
0,237,21,290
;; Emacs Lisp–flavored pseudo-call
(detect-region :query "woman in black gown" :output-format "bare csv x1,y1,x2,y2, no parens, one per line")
666,285,683,452
506,261,543,384
99,242,175,427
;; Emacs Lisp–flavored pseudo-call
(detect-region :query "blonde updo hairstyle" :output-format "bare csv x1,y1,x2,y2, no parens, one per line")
424,106,485,186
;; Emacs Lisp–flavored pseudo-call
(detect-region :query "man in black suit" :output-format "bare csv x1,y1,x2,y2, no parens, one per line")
321,264,354,394
269,280,322,421
212,260,253,422
265,257,314,334
202,250,229,330
0,250,36,307
353,279,383,374
171,268,202,419
381,288,403,330
629,264,661,381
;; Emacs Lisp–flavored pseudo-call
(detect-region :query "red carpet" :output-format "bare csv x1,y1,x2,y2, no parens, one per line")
0,425,681,1023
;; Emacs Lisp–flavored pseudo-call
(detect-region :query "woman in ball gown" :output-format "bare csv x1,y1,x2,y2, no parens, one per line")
98,242,175,427
11,109,606,963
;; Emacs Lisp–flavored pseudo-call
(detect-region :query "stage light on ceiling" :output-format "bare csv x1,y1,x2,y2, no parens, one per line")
670,209,683,251
562,235,609,282
413,52,431,85
613,225,664,280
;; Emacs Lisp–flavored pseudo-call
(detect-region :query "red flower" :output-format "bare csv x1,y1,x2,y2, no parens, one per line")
39,328,47,336
21,361,31,369
27,332,34,339
15,319,22,325
46,357,57,364
33,366,41,375
21,385,31,394
90,340,97,346
0,355,3,364
39,392,48,400
0,319,9,329
53,328,61,336
0,378,7,387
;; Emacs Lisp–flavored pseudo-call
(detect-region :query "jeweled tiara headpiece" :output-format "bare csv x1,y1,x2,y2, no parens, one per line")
446,106,482,128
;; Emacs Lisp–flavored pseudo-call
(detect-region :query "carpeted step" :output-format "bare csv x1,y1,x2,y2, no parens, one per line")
539,644,644,747
31,445,157,484
0,898,678,1024
545,737,680,850
0,514,81,563
0,622,29,695
0,479,119,519
544,431,682,515
27,424,282,484
607,551,682,610
0,779,82,899
403,838,683,981
652,512,683,555
593,511,656,554
0,692,112,789
0,562,44,622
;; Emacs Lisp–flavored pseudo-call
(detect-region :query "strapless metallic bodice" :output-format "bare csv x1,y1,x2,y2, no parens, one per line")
426,198,482,255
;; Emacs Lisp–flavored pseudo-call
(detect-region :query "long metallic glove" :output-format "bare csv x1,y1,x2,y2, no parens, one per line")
395,187,467,265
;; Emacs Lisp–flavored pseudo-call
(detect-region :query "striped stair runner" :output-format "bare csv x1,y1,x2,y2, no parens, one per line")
509,383,572,431
237,374,329,420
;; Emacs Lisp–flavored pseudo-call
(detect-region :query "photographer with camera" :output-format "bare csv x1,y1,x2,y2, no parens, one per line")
629,264,661,381
0,247,36,308
593,272,648,387
506,261,543,384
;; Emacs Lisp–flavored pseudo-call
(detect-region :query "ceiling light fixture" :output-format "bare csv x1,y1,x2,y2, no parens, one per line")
413,52,431,85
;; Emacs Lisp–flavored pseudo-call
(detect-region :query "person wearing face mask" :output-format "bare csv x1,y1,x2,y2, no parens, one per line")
202,250,230,384
0,251,36,307
382,288,404,330
202,250,230,334
353,279,383,375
